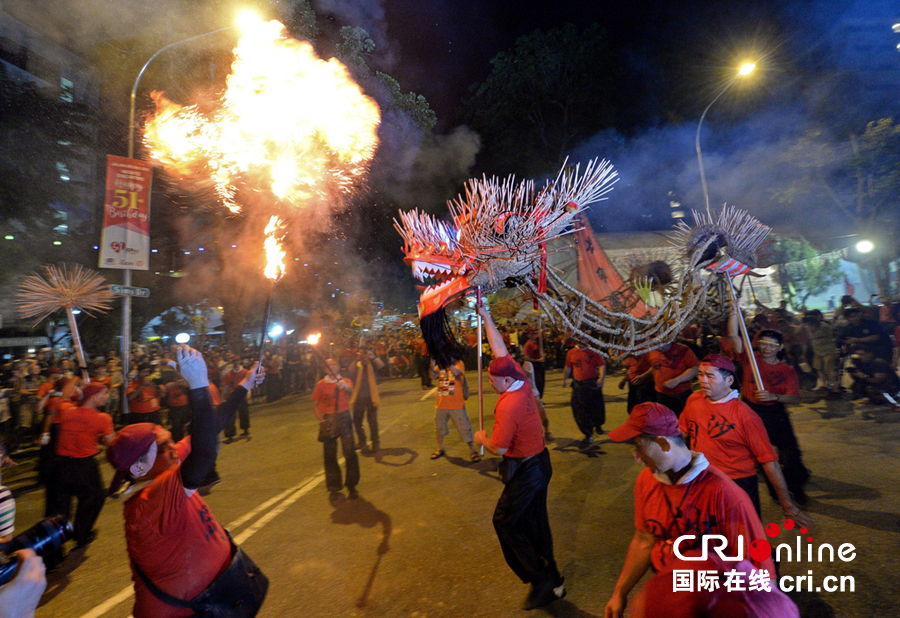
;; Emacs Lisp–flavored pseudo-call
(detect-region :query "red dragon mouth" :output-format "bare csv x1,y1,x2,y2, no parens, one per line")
405,256,471,318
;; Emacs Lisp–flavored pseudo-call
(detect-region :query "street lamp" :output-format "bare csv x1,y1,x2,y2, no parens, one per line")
856,240,874,253
695,62,756,210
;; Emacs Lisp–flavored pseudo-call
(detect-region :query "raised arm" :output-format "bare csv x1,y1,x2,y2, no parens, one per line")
476,304,508,358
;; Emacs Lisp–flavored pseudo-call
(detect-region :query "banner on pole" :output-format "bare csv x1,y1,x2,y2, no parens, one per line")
99,155,152,270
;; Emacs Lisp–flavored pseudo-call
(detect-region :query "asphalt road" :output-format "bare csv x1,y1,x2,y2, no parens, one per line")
6,368,900,617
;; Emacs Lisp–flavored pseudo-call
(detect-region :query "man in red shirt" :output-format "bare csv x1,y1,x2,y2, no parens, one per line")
312,358,360,500
563,339,606,448
222,360,250,442
126,364,163,427
604,402,797,618
475,305,565,610
618,352,655,413
523,330,546,397
105,347,264,618
46,383,114,548
679,354,809,525
647,342,699,416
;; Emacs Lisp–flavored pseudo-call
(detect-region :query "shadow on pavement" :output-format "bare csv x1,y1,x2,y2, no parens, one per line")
788,591,837,618
810,398,856,419
808,476,880,501
553,438,606,459
329,494,392,608
371,447,418,466
39,547,87,606
543,598,601,618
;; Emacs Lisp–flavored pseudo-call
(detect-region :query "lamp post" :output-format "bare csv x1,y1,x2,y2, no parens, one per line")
120,27,231,414
695,62,755,210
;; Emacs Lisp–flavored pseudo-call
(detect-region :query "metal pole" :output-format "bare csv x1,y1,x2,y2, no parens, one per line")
695,76,738,211
726,274,765,391
120,27,231,418
476,287,484,456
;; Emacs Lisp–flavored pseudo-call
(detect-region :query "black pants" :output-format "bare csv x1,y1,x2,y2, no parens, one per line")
417,356,432,388
50,456,106,545
732,473,761,516
352,398,379,448
494,449,560,586
571,380,605,437
225,400,250,438
656,391,691,417
627,380,656,413
124,410,162,427
746,401,809,497
531,361,546,398
321,411,360,492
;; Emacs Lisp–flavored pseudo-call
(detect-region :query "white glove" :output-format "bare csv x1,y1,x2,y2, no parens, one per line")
240,363,266,390
176,346,209,389
39,433,50,446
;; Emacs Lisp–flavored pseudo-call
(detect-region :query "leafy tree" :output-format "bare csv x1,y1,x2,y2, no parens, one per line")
462,23,618,175
770,236,843,310
775,118,900,300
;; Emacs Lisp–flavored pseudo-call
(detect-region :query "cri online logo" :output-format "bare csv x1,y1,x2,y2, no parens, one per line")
749,519,808,562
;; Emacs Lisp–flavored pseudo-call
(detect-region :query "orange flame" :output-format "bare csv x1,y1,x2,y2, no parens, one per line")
143,16,381,212
308,333,321,345
263,216,286,280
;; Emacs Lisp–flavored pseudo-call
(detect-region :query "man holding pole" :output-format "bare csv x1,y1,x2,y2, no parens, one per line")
474,304,565,610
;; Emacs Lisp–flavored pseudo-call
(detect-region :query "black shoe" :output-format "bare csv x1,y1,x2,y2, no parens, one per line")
76,530,97,548
224,437,234,444
525,576,566,610
579,436,594,450
793,488,809,507
328,490,343,502
241,429,250,437
356,441,366,451
348,488,359,500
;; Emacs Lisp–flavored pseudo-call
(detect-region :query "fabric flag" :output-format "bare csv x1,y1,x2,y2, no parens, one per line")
573,214,649,317
98,155,153,270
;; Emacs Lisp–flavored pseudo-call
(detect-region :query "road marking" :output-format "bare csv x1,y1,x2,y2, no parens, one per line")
77,586,135,618
419,387,437,401
233,473,325,544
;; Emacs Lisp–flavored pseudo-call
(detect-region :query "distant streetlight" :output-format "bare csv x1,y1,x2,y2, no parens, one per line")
856,240,874,253
175,333,191,344
695,62,756,210
268,324,284,338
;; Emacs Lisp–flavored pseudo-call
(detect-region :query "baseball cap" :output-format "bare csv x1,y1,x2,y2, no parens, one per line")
80,383,107,403
106,423,157,495
700,353,735,374
608,402,681,442
488,355,527,381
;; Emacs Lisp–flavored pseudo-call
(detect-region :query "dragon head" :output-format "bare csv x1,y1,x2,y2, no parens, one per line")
395,159,618,367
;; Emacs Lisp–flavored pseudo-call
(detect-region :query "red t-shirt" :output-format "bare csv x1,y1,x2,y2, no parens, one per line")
523,339,541,361
634,461,776,575
312,378,352,416
223,368,249,391
623,354,651,382
55,407,113,458
125,439,231,618
738,352,800,406
679,392,778,479
649,344,699,396
491,367,544,459
565,347,604,381
128,381,162,414
164,382,189,408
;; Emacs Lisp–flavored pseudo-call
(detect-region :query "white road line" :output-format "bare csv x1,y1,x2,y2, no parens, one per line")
232,473,325,545
77,586,135,618
419,387,437,401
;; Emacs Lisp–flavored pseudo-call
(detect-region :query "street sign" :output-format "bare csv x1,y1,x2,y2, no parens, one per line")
110,284,150,298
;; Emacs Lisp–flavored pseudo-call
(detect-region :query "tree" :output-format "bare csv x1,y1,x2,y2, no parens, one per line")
775,119,900,301
462,23,619,175
770,236,843,310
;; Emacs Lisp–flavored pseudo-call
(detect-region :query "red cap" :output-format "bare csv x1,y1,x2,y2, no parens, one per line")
701,354,735,373
609,402,681,442
80,383,107,403
488,355,527,381
106,423,157,495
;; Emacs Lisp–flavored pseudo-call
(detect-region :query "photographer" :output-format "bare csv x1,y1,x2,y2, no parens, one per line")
106,346,265,618
0,549,46,618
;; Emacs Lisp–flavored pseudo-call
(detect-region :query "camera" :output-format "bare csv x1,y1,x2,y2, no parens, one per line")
0,515,72,586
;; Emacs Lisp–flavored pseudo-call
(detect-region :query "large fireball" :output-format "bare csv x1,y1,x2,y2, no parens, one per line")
143,16,381,212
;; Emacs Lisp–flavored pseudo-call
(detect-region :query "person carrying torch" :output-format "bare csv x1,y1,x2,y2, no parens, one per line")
473,304,565,610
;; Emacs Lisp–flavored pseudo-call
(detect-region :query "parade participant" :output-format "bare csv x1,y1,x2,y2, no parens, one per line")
523,330,546,397
618,352,655,413
311,359,360,500
349,348,384,453
429,357,480,462
647,341,698,416
847,347,900,405
221,360,250,442
679,354,809,523
840,306,892,362
126,364,163,426
604,402,790,618
162,368,191,443
474,304,565,610
562,338,606,448
729,305,810,504
0,436,14,543
106,347,265,618
44,383,114,548
511,346,551,441
799,309,841,398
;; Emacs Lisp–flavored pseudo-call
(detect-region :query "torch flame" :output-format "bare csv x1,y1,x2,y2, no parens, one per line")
143,15,381,212
308,333,321,345
263,216,286,280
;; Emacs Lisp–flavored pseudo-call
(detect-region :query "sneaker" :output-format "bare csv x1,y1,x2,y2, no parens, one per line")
579,436,594,450
525,576,566,610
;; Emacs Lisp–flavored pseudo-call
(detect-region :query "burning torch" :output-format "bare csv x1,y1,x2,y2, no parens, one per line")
257,216,286,372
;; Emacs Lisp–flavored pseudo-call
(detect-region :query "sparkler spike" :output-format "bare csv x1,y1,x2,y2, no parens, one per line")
15,264,114,326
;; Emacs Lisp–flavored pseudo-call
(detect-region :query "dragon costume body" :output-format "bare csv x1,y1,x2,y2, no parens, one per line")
395,158,770,368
